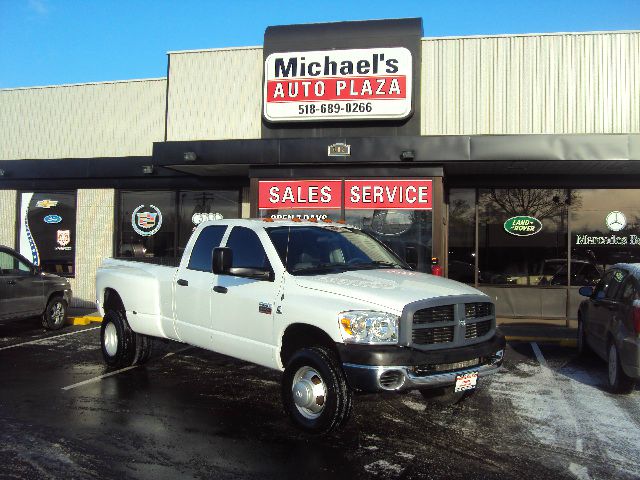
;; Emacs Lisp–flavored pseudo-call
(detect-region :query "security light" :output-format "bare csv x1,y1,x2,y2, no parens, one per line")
183,151,198,162
400,150,415,161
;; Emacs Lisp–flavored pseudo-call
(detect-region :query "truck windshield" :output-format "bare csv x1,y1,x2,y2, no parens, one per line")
266,225,408,275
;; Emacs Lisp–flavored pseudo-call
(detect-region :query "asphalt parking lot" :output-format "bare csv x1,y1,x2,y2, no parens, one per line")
1,320,639,480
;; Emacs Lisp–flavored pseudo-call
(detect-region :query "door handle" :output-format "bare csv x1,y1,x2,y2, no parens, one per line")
213,286,228,294
6,280,16,285
177,279,189,287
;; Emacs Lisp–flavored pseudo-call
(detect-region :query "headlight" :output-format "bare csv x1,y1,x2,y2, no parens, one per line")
338,311,399,344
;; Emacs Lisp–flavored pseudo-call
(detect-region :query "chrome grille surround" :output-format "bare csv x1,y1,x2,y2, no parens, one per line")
401,295,496,351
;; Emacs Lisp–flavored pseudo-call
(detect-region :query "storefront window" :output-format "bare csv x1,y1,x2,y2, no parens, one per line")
18,191,77,276
257,179,434,273
448,189,476,283
118,191,176,262
178,190,240,256
478,189,569,285
570,189,640,284
344,210,432,271
117,189,240,263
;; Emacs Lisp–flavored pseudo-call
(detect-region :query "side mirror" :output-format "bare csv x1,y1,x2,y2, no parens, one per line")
212,247,232,275
578,286,594,297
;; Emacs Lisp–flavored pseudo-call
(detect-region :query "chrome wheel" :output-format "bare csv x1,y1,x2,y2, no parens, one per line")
608,344,618,387
291,366,327,420
49,301,65,326
104,322,118,357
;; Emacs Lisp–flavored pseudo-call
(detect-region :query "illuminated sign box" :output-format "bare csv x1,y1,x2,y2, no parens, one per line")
263,47,413,122
258,179,431,210
258,180,342,209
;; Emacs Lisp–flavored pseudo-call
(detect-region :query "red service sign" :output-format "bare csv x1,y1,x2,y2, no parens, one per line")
345,180,432,210
258,180,342,210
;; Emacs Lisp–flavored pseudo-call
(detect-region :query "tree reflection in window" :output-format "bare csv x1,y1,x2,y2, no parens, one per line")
478,189,570,286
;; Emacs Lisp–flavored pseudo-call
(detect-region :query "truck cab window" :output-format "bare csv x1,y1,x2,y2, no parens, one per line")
226,227,271,270
187,225,227,272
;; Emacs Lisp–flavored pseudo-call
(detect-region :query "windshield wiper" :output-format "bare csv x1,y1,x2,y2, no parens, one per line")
345,261,402,270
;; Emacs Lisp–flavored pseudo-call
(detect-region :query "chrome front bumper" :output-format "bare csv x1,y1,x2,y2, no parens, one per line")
342,350,504,392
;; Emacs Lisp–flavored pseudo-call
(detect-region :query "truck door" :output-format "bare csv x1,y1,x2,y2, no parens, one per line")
211,226,278,368
173,225,227,347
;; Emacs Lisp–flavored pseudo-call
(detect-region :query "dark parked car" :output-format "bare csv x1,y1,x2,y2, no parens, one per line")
578,263,640,393
0,245,72,330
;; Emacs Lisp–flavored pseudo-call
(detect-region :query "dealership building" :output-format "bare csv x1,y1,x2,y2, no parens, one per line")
1,18,639,324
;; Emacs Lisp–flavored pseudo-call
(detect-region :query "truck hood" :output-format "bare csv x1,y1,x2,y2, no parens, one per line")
292,269,486,313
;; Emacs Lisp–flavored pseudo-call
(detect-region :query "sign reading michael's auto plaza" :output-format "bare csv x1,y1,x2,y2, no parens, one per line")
263,47,413,122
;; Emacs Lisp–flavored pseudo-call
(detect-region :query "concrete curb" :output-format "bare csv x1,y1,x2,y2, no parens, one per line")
68,316,102,326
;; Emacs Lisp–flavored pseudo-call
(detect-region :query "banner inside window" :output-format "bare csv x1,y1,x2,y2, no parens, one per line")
19,191,77,277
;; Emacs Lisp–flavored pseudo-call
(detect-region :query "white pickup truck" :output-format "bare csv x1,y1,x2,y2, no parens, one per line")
96,219,505,433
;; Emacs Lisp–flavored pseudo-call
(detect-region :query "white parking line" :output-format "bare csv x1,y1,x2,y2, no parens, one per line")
569,463,593,480
61,365,138,391
61,346,192,391
530,342,594,480
0,326,100,352
530,341,548,367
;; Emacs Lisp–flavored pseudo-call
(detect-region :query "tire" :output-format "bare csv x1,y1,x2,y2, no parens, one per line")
133,333,154,365
42,297,67,330
607,342,636,394
577,316,592,358
100,310,137,368
419,386,475,406
282,347,353,434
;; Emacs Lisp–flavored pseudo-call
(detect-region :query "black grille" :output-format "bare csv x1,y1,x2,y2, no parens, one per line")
413,326,455,345
413,305,455,324
465,302,492,319
413,358,481,375
465,320,492,339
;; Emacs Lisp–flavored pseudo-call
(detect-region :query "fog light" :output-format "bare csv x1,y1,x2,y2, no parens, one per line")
379,370,404,390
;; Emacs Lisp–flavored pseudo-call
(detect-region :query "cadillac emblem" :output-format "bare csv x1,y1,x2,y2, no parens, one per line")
132,204,163,236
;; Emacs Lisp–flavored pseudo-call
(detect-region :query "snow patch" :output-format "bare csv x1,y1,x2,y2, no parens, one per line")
364,460,404,477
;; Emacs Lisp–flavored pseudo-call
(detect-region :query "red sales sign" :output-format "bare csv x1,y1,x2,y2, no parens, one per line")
258,180,342,209
258,179,431,211
345,179,432,210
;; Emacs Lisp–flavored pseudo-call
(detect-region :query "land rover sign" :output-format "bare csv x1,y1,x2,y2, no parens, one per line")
263,47,413,122
504,216,543,236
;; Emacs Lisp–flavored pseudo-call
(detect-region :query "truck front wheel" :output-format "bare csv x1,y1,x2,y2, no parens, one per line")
101,310,137,368
282,347,353,434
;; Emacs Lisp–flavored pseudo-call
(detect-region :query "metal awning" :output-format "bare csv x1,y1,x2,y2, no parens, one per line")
155,134,640,180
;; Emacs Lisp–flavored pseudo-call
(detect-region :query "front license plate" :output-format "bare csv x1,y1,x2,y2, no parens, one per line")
454,372,478,392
